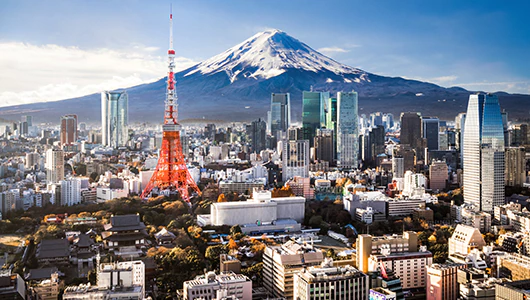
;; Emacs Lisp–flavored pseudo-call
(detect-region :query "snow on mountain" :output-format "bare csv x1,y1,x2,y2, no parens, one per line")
185,29,366,81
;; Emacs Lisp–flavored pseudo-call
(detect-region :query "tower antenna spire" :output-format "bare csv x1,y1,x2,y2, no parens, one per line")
169,4,173,50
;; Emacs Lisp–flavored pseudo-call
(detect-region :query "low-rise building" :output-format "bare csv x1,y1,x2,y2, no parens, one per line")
294,261,369,300
101,214,148,258
448,225,486,257
183,271,252,300
208,190,305,234
36,239,70,265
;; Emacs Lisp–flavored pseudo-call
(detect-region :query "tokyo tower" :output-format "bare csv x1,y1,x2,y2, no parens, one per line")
140,10,200,201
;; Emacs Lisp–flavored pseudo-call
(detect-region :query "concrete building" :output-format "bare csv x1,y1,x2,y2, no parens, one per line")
402,171,427,198
101,91,128,148
219,179,265,195
426,263,466,300
0,272,26,299
183,271,252,300
60,178,82,206
461,208,491,233
25,152,40,171
463,93,505,213
99,261,145,299
386,198,425,217
429,160,448,191
505,146,526,186
448,225,486,257
495,280,530,299
459,278,504,300
209,190,305,233
63,260,145,300
356,232,418,274
60,114,78,146
392,156,405,178
497,253,530,281
368,248,433,289
263,241,324,298
294,261,369,300
45,149,64,184
282,139,310,181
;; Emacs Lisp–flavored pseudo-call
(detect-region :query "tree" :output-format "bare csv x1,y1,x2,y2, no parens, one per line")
309,215,323,228
205,244,227,263
217,194,227,202
228,238,238,250
230,225,242,236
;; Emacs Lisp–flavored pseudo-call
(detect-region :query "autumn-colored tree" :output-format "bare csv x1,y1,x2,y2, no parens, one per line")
228,238,238,250
217,194,227,202
271,186,295,198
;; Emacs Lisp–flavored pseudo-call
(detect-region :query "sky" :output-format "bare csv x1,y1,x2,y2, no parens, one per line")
1,0,530,107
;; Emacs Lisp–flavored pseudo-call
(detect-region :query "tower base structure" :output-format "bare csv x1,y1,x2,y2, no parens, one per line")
141,125,200,201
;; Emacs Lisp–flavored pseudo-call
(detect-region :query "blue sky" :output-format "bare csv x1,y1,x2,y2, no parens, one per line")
1,0,529,106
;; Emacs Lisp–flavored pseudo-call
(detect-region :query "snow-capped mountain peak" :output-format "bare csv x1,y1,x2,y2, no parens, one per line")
185,29,365,81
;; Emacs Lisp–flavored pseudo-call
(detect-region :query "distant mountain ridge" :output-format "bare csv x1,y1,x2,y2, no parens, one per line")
1,29,529,123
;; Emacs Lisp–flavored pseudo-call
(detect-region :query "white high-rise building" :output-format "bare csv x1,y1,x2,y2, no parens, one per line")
60,178,82,206
45,149,64,184
336,91,359,169
463,93,505,212
101,91,128,148
282,139,310,181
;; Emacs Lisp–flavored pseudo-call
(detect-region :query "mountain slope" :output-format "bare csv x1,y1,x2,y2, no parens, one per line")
1,29,529,123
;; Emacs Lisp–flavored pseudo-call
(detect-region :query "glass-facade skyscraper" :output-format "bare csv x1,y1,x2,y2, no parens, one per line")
463,93,505,213
101,91,129,148
270,93,290,139
422,117,440,151
302,91,328,147
337,91,359,169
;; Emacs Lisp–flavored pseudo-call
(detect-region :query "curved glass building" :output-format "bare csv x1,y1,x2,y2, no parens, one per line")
463,93,505,212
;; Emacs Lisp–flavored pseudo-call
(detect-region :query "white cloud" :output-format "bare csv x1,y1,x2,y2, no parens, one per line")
317,46,350,55
430,75,458,83
454,81,530,94
0,42,198,107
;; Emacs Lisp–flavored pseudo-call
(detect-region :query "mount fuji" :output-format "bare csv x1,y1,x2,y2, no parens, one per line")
1,29,529,123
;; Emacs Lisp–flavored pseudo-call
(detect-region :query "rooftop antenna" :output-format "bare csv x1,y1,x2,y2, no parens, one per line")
169,4,173,50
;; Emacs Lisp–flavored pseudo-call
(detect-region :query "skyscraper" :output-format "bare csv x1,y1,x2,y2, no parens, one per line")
463,93,505,212
282,139,310,181
314,128,334,165
45,149,64,184
400,112,422,151
60,114,78,145
269,93,290,139
101,91,128,148
336,91,359,169
247,118,267,153
302,91,328,147
422,117,439,151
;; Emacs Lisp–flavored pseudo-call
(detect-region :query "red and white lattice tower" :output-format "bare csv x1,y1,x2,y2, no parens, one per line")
140,10,200,201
